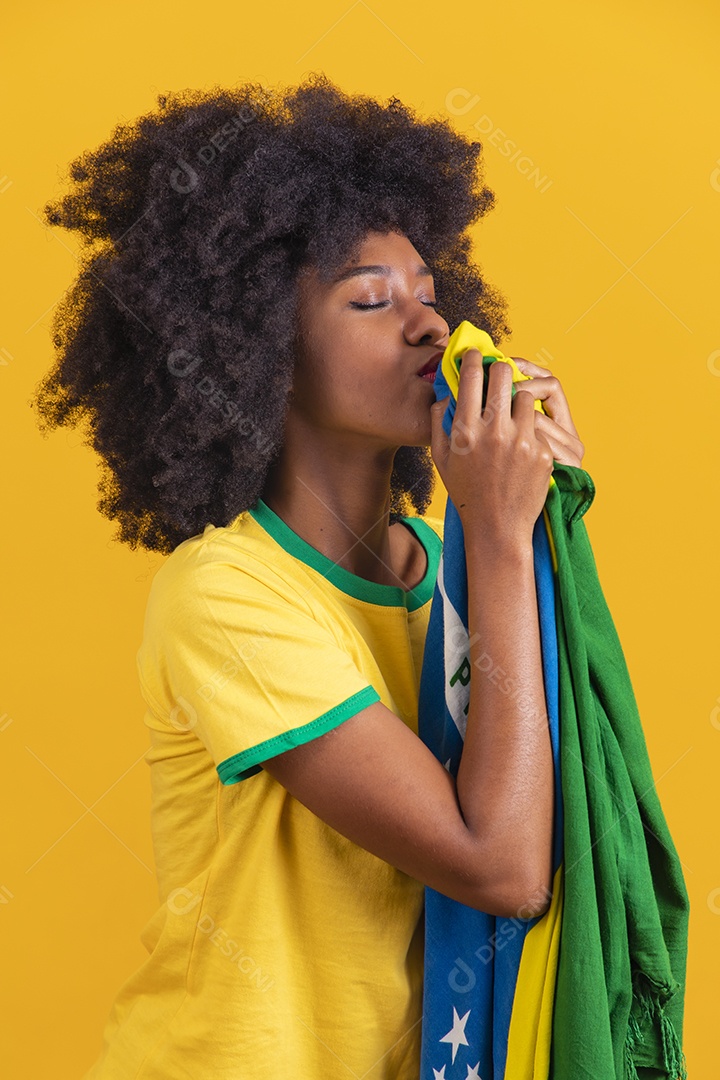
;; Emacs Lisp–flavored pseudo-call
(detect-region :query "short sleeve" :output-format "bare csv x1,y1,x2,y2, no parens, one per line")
136,555,380,784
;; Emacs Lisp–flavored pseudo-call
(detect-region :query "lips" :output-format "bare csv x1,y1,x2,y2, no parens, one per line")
417,351,444,379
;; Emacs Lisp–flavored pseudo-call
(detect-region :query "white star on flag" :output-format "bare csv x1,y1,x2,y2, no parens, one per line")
432,1067,447,1080
439,1006,471,1063
465,1063,482,1079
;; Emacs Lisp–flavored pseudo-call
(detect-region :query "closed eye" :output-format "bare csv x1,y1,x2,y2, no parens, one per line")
349,300,438,310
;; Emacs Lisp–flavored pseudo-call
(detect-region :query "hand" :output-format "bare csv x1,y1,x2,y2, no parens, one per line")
430,349,556,544
510,358,585,469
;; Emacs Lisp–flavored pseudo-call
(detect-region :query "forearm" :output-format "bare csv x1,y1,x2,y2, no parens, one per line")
455,533,554,912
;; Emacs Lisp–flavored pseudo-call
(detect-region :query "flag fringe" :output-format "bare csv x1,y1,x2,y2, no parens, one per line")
624,973,687,1080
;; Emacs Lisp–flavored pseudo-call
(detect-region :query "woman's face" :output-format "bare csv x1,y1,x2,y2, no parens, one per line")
291,229,450,449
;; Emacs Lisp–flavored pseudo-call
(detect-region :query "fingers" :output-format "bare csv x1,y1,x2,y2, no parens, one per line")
532,411,585,467
454,350,516,426
482,356,514,425
509,368,580,442
447,351,578,463
510,382,541,421
512,357,585,465
452,349,488,433
512,357,552,377
506,370,571,462
455,352,538,433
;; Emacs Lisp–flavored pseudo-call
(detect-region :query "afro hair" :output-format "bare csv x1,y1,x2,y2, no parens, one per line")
29,73,512,555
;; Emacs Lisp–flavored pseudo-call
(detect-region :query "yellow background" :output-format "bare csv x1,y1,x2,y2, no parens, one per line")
2,0,718,1075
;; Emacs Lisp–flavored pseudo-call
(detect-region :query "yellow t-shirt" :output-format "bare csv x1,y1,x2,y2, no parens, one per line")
84,497,444,1080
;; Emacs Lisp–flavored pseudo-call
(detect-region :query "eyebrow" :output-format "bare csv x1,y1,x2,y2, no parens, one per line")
332,263,434,284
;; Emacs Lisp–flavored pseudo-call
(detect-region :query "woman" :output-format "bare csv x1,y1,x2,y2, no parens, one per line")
32,75,584,1079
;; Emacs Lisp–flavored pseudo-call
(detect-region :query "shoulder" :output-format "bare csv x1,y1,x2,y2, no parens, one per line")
146,509,317,626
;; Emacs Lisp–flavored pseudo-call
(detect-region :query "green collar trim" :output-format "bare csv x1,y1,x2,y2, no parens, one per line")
247,498,441,611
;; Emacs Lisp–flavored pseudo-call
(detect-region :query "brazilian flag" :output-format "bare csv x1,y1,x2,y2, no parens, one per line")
418,321,689,1079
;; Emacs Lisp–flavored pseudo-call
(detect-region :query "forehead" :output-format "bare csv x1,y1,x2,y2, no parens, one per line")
342,229,424,266
302,230,430,295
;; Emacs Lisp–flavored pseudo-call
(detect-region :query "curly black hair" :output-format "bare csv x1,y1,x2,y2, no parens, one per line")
29,73,512,555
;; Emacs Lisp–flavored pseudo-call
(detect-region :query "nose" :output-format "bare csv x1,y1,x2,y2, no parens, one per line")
404,299,450,350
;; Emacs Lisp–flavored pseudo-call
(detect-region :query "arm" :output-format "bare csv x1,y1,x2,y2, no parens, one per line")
456,534,553,915
263,533,552,917
264,352,574,917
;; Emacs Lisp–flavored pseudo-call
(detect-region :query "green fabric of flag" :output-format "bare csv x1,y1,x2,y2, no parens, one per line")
546,462,690,1079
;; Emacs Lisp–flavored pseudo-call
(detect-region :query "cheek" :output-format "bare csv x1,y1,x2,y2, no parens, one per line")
292,319,405,423
300,336,366,398
290,348,353,417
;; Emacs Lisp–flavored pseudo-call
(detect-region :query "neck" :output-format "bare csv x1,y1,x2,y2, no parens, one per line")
261,422,406,587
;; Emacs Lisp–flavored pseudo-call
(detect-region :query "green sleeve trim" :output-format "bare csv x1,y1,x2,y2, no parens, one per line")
216,685,382,785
